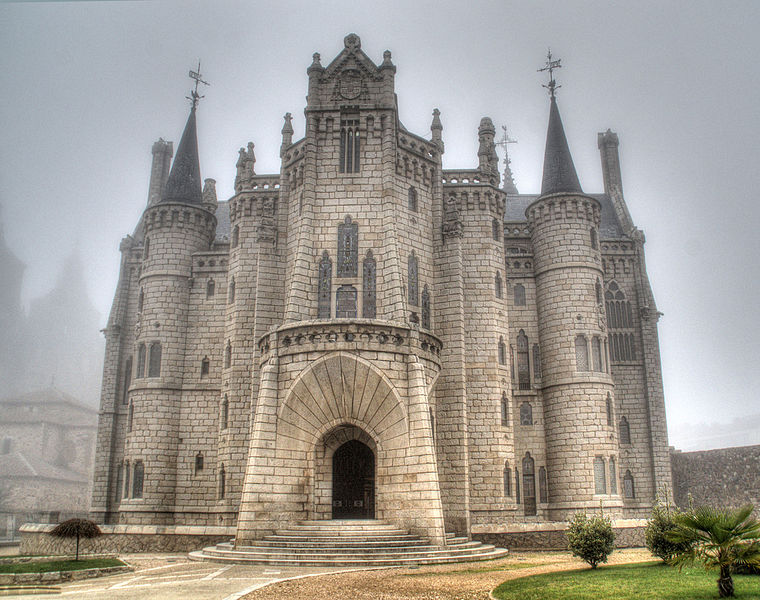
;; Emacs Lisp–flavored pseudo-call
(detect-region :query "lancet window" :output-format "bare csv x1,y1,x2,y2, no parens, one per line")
605,281,636,362
148,342,161,377
517,330,530,390
408,252,419,306
609,457,618,494
575,335,589,371
318,252,332,319
337,216,358,277
624,470,635,498
132,461,144,499
339,115,360,173
408,187,418,212
619,416,631,445
421,285,430,329
594,457,607,494
362,251,376,318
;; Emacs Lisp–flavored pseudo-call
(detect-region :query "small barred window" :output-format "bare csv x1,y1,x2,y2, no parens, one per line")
590,228,598,250
124,460,130,499
503,463,511,496
201,356,210,378
228,277,235,303
218,464,226,500
122,357,132,405
606,394,613,426
492,219,501,241
592,336,603,371
221,395,229,430
138,288,144,312
195,452,204,474
127,400,134,432
231,226,239,248
206,279,215,298
143,237,150,260
532,344,541,380
136,343,146,379
224,341,232,369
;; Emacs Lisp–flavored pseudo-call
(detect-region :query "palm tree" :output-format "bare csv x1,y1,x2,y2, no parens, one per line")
666,504,760,598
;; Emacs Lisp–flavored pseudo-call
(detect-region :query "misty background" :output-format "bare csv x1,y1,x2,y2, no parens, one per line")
0,0,758,452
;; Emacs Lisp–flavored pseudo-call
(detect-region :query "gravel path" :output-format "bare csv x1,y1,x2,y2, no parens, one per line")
241,548,653,600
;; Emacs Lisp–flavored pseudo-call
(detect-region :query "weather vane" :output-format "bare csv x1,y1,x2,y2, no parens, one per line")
538,48,562,98
187,60,210,109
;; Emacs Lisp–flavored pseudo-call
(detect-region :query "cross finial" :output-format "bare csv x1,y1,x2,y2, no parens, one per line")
538,48,562,98
187,60,210,109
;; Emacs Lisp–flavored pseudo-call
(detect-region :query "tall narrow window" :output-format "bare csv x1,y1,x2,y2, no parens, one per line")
206,279,215,298
514,283,526,306
408,252,419,306
503,463,511,496
492,219,501,241
421,285,431,329
495,273,503,299
116,463,124,503
127,400,134,432
362,251,376,318
498,337,507,365
318,251,332,319
143,237,150,260
124,461,130,499
228,277,235,303
523,453,536,516
532,344,541,380
517,330,530,390
148,342,161,377
619,416,631,445
501,392,509,426
224,342,232,369
590,227,598,249
221,395,229,430
606,281,636,361
200,356,210,378
606,394,613,427
136,343,146,379
336,285,357,318
122,357,132,404
231,225,239,248
429,407,435,440
596,279,603,304
195,452,204,474
337,216,358,277
408,187,418,212
520,402,533,426
623,470,635,498
509,346,515,380
218,465,226,500
539,466,548,503
575,335,589,371
592,337,603,371
594,457,607,494
515,470,521,504
138,288,144,312
132,460,144,499
340,115,360,173
609,457,618,494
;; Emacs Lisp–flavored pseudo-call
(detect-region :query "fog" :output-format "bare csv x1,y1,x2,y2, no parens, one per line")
1,0,759,452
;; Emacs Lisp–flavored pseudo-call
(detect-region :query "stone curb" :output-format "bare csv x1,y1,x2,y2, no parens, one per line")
0,564,132,585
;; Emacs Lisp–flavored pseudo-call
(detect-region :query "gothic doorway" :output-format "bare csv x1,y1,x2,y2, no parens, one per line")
522,452,537,516
332,439,375,519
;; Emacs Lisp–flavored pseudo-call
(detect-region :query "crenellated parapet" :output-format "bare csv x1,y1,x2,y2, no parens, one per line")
525,193,601,229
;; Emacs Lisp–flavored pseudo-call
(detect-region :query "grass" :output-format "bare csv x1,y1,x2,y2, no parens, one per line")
402,562,543,577
0,558,124,574
492,561,760,600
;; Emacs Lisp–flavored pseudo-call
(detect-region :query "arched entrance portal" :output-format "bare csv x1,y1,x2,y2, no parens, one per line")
332,440,375,519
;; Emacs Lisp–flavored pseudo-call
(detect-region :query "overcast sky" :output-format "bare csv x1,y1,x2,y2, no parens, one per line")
1,0,758,451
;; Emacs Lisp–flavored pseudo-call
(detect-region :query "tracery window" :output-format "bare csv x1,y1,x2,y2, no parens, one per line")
539,466,548,503
594,456,607,494
218,465,226,500
339,115,360,173
408,252,419,307
221,395,229,430
498,337,507,366
575,335,589,371
495,272,503,299
623,470,635,498
408,187,418,212
520,402,533,426
619,416,631,445
517,330,530,390
337,216,358,277
362,251,376,318
132,460,144,499
605,281,636,361
609,456,618,494
136,343,146,379
503,463,511,496
421,285,431,329
532,344,541,380
206,279,215,298
592,336,603,372
318,251,332,319
148,342,161,377
501,392,509,426
122,357,132,404
336,285,357,318
514,283,526,306
228,277,235,303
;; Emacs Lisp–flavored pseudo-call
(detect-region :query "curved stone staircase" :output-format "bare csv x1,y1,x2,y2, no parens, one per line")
189,520,508,567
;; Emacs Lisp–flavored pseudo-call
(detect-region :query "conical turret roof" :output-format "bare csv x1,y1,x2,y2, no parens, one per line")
540,96,582,196
161,106,202,205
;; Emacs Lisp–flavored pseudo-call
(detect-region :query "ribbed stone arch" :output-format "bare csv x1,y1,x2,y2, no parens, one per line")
277,352,408,447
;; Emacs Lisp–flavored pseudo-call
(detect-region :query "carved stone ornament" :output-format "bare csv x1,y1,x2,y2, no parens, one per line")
339,69,362,100
598,306,607,331
443,196,463,239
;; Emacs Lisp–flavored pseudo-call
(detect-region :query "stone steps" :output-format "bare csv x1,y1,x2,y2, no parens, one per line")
189,520,508,567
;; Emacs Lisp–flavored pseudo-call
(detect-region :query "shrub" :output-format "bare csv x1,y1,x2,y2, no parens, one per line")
646,498,691,561
566,511,615,569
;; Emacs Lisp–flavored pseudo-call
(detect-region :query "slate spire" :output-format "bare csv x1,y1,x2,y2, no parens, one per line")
160,105,203,205
540,94,583,196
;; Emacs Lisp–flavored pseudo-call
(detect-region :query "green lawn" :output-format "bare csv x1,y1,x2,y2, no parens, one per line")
492,561,760,600
0,558,124,574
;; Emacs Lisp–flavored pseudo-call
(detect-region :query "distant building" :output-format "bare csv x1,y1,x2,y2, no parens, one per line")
0,389,97,539
91,34,671,545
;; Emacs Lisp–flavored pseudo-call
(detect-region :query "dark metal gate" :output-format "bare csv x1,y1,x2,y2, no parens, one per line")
332,440,375,519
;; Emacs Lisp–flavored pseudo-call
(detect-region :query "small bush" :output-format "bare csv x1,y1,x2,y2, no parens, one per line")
566,511,615,569
646,500,690,561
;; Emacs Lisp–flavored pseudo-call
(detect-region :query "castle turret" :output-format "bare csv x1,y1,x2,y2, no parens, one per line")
122,102,216,524
147,139,173,207
527,92,621,519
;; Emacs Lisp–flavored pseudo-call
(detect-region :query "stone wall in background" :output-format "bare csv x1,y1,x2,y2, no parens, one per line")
670,445,760,510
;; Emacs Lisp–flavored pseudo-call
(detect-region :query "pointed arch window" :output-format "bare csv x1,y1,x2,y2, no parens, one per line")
206,279,215,298
623,470,635,498
148,342,161,377
501,392,509,426
228,277,235,303
495,272,503,299
498,337,507,366
336,285,357,318
517,330,530,390
362,251,376,318
575,335,589,371
539,466,548,503
522,453,536,516
136,343,146,379
594,457,607,494
408,187,418,212
122,357,132,404
408,252,419,307
609,456,618,494
340,114,360,173
195,452,204,474
218,464,226,500
231,225,239,248
318,251,332,319
514,283,526,306
337,216,358,277
619,416,631,445
421,285,431,329
503,462,511,496
520,402,533,426
605,281,636,362
132,460,144,499
220,395,229,430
